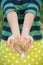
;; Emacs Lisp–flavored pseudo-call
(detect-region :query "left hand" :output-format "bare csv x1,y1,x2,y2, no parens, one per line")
21,35,34,53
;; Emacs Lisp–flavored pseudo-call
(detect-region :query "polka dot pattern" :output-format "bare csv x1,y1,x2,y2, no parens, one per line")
0,39,43,65
4,63,6,65
16,60,19,63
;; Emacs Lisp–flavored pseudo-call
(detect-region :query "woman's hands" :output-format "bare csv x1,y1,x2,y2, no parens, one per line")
7,34,34,54
7,34,21,53
21,34,34,53
7,11,34,54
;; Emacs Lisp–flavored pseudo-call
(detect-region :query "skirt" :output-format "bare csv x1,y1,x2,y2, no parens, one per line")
0,39,43,65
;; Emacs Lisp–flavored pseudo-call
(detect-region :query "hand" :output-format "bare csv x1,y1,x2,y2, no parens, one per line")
7,35,21,54
21,35,34,53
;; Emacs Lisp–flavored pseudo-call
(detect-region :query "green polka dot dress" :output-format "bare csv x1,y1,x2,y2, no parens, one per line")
0,39,43,65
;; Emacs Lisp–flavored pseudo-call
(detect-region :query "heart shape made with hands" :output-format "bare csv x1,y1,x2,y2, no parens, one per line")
13,37,30,54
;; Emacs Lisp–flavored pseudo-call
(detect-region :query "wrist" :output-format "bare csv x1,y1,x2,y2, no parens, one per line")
12,28,20,36
22,30,29,37
12,33,20,37
22,26,30,36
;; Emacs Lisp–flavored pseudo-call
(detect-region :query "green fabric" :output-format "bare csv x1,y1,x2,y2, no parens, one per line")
0,0,42,40
2,30,12,36
29,30,42,36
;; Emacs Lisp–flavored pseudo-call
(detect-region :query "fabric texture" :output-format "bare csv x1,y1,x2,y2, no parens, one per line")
0,0,42,40
0,39,43,65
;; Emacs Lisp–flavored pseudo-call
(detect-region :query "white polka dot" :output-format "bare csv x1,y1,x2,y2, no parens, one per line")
27,56,30,59
31,52,34,54
41,53,43,56
34,41,37,44
32,59,34,62
39,58,42,60
4,44,6,47
6,48,8,51
0,54,1,56
35,55,38,58
0,61,1,62
31,46,34,48
4,63,6,65
37,43,40,46
36,62,38,65
23,60,26,62
0,47,1,49
8,60,10,62
16,60,18,63
38,50,41,53
5,56,7,58
20,53,25,59
11,64,14,65
34,48,37,50
1,58,4,60
42,61,43,63
41,46,43,48
0,44,2,49
12,57,15,59
9,52,12,55
2,50,4,54
28,63,31,65
41,40,43,44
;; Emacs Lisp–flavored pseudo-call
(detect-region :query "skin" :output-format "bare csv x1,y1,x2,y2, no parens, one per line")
7,10,34,54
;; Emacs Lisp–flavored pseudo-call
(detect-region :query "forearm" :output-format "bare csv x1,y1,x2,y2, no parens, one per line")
22,13,35,36
7,11,20,36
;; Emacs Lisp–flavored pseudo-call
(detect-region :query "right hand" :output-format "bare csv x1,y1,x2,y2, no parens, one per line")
7,35,21,54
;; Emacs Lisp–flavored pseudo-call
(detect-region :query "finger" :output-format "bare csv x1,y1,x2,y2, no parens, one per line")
7,38,11,45
26,35,34,44
12,47,19,54
7,39,19,54
10,43,20,54
8,36,17,44
30,37,34,44
11,42,23,54
25,41,31,53
14,44,25,54
21,37,25,44
27,44,32,52
22,40,29,48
